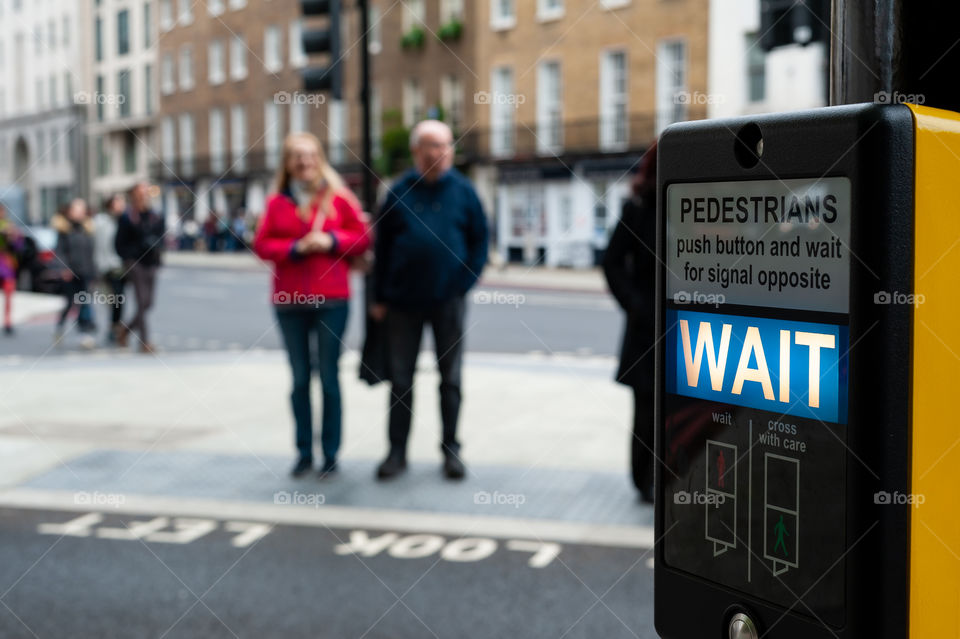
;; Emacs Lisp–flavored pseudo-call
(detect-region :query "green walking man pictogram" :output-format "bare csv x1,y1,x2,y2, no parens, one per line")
773,514,789,557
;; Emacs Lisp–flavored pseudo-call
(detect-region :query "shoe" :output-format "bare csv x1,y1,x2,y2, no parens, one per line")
376,453,407,480
139,343,157,354
3,325,12,336
318,458,338,477
115,325,129,347
290,457,313,478
442,454,466,480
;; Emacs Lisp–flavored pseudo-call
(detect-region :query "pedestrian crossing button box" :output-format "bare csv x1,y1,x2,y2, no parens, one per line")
654,103,960,639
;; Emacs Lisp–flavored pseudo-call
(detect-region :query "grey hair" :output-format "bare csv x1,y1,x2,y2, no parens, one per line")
410,120,453,149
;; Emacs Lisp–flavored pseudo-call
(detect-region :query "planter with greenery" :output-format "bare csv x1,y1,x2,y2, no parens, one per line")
401,27,426,50
437,19,463,42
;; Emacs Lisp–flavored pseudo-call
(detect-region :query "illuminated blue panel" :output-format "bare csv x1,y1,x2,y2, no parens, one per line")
666,309,848,424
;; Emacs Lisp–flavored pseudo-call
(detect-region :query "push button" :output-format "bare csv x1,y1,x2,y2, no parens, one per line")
728,612,758,639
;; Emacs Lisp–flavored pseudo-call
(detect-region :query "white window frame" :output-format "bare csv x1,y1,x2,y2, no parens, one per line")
264,24,282,73
230,34,247,80
230,105,247,171
491,0,516,31
440,0,464,23
160,0,173,31
599,49,628,151
600,0,631,8
402,0,425,32
160,52,175,95
440,74,463,133
328,99,348,165
402,78,423,128
490,66,515,157
161,116,176,170
209,108,225,174
289,20,307,68
208,0,225,17
264,99,283,169
178,45,194,91
537,61,562,154
289,100,307,134
177,0,193,26
537,0,564,22
656,38,687,134
178,113,194,175
208,40,225,85
229,0,247,9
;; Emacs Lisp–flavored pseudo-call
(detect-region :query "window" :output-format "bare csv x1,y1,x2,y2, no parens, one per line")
94,16,103,62
118,69,131,117
208,40,225,84
402,0,425,32
36,131,45,165
144,3,152,48
144,63,153,115
161,53,175,95
179,46,193,91
230,34,247,80
491,0,515,30
371,86,382,157
124,130,137,174
327,100,348,165
289,100,306,134
600,0,630,8
179,113,194,175
160,0,173,31
208,0,225,16
50,127,60,164
491,66,514,157
209,108,225,173
48,19,55,49
33,24,42,56
264,100,283,169
178,0,193,25
537,61,562,153
117,10,130,55
264,25,281,73
441,0,464,23
49,74,57,107
368,6,382,54
600,50,628,149
35,78,43,110
538,0,564,21
656,39,686,133
96,136,109,176
161,117,176,171
64,72,72,106
747,34,766,102
62,16,70,47
229,0,246,9
95,75,105,121
440,74,463,133
289,20,306,68
230,105,247,171
402,78,423,127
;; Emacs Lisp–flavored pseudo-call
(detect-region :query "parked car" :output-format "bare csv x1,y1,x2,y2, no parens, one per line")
16,226,61,294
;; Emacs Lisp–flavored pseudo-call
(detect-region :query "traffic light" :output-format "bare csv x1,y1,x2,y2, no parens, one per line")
301,0,341,99
759,0,830,52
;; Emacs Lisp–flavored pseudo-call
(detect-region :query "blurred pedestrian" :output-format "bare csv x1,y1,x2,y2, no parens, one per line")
370,120,489,481
602,141,658,504
0,203,22,335
52,199,97,345
115,181,165,353
254,132,370,478
94,194,127,344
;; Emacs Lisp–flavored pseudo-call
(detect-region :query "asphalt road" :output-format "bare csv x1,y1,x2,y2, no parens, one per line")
0,507,656,639
1,265,623,359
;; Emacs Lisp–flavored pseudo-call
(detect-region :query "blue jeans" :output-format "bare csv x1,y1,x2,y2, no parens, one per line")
276,304,349,464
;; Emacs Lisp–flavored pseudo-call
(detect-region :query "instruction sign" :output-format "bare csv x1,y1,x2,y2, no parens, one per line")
661,177,850,625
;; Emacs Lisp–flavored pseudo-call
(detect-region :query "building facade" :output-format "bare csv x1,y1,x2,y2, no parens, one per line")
0,0,92,224
86,0,159,210
152,0,359,234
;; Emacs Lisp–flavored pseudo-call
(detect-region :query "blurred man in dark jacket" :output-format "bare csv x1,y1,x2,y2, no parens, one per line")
115,182,165,353
371,120,488,481
603,141,658,503
52,199,97,344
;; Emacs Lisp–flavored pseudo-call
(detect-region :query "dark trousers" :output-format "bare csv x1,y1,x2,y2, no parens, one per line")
128,264,157,344
276,304,349,464
632,387,655,492
104,269,126,327
58,277,94,330
386,296,466,459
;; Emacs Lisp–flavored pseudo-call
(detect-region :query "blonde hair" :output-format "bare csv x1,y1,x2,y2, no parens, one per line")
273,132,349,215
